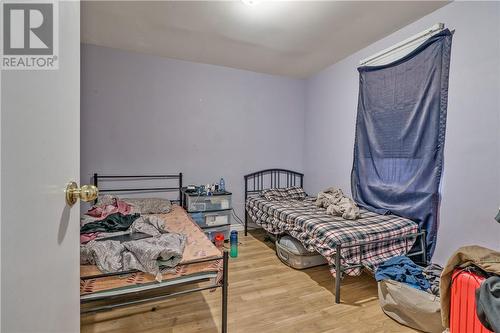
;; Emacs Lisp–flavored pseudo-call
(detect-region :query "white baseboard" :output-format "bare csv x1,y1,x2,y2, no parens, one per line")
230,222,259,232
230,223,245,232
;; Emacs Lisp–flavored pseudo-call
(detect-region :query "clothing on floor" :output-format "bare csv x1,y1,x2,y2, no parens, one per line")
423,263,443,296
476,275,500,332
315,187,360,220
86,198,133,220
440,246,500,328
375,255,430,291
80,213,140,234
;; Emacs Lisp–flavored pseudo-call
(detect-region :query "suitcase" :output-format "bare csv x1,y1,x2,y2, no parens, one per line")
450,269,493,333
275,235,327,269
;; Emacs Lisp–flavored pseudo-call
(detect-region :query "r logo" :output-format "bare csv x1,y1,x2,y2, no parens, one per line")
3,3,53,55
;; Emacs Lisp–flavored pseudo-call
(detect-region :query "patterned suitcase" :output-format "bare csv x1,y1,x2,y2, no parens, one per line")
450,269,493,333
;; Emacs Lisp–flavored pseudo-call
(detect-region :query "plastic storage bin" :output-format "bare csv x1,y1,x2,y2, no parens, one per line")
276,235,327,269
185,193,232,212
190,210,231,228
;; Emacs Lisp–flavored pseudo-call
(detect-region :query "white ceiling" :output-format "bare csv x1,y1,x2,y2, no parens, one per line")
81,1,449,78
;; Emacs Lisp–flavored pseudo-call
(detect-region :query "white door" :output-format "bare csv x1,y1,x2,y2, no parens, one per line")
1,1,81,332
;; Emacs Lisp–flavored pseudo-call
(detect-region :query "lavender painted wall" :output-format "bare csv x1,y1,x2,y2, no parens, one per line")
81,44,305,222
82,2,499,263
304,2,500,264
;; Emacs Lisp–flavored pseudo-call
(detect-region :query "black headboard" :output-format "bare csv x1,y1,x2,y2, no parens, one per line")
244,169,304,200
93,173,183,206
243,169,303,235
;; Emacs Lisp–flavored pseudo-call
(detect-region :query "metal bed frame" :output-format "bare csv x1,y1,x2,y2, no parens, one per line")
82,173,228,333
243,168,426,304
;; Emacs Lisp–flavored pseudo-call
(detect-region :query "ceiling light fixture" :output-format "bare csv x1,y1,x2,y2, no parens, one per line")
241,0,261,6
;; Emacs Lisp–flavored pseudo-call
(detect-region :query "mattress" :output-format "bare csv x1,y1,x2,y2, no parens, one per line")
246,196,419,276
80,205,222,297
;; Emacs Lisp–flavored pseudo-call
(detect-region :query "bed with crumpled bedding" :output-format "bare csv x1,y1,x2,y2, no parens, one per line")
80,205,223,298
246,191,419,277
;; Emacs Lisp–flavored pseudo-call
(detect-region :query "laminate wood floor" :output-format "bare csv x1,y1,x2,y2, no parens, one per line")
81,230,416,333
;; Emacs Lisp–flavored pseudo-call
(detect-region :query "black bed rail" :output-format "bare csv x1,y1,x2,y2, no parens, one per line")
81,251,229,333
244,168,304,236
93,173,183,207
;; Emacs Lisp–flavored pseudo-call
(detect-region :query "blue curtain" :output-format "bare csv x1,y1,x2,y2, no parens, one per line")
351,29,453,260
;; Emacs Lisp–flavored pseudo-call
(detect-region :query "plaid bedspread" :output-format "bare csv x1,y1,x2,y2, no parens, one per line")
246,196,419,276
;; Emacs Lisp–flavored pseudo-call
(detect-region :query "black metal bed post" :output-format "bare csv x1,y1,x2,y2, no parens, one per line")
222,251,229,333
334,243,342,304
93,173,99,205
244,176,248,236
179,172,183,207
421,230,427,265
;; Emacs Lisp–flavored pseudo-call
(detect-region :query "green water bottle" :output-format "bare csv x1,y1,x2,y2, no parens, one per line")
230,230,238,258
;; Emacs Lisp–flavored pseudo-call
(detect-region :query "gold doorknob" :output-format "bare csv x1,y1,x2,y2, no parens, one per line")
65,181,99,206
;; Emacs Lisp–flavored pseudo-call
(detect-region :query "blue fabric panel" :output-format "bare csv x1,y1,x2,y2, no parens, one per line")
351,29,453,260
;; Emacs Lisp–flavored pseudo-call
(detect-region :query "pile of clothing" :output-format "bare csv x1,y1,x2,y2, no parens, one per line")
80,197,138,243
80,197,185,282
315,187,360,220
375,256,443,296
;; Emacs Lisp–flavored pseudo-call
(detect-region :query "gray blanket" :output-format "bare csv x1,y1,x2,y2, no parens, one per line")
80,215,186,281
316,187,360,220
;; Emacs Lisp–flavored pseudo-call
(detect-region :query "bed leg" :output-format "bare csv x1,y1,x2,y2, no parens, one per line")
335,244,342,304
222,251,229,333
244,212,248,236
421,230,427,265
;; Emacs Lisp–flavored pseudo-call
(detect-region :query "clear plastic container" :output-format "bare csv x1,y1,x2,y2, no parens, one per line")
185,193,232,212
190,210,231,228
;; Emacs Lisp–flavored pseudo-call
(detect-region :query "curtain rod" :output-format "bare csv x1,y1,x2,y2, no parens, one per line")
359,23,445,66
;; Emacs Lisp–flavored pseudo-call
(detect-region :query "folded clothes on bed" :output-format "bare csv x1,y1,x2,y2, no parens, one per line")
316,187,360,220
80,213,140,234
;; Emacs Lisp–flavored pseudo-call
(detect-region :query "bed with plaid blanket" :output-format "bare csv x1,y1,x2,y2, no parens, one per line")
246,196,419,277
